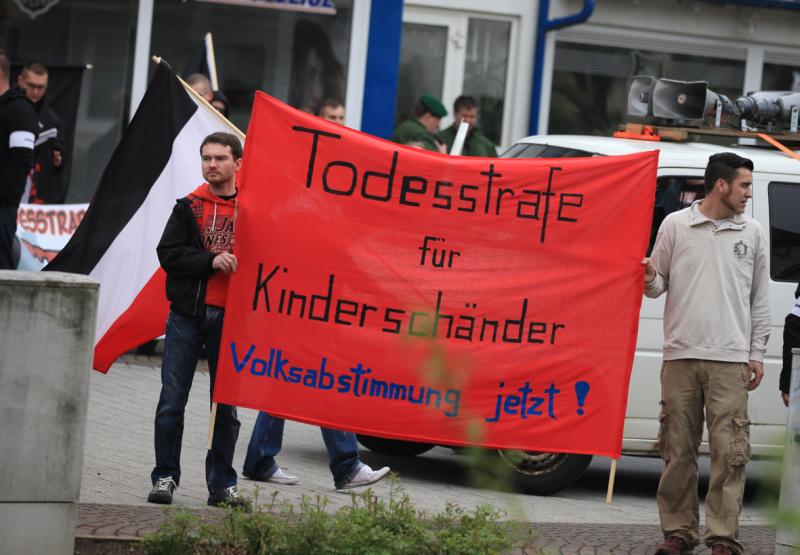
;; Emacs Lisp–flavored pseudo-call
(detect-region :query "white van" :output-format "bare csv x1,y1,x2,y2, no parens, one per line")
357,131,800,495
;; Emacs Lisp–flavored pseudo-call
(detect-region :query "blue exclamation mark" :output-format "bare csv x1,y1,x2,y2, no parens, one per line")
575,381,590,415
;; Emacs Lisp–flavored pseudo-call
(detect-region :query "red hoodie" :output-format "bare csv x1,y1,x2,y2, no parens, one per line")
187,183,237,308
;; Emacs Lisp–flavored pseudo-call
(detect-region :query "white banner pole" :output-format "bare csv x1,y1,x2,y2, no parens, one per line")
449,121,470,156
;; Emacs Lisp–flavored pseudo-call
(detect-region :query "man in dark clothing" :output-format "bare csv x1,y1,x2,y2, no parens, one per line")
391,94,447,152
148,131,248,510
17,61,67,204
0,49,37,269
440,95,497,157
780,283,800,407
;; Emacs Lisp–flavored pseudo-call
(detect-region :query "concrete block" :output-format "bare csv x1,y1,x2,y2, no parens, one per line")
0,271,98,553
0,502,76,555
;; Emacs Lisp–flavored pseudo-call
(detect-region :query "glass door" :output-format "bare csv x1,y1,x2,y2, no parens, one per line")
397,7,516,148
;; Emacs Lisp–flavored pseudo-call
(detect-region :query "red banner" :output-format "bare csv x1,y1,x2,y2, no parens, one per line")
214,92,658,457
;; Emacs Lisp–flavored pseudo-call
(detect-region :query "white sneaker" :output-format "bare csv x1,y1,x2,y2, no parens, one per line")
336,464,390,491
267,467,299,485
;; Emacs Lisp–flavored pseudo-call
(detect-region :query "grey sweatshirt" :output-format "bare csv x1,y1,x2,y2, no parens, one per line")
645,201,770,363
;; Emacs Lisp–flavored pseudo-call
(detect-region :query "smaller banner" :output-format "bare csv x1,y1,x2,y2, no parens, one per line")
16,203,88,270
194,0,336,15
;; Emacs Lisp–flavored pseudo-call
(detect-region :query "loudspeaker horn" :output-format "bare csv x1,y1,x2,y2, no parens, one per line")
626,75,655,117
652,79,719,121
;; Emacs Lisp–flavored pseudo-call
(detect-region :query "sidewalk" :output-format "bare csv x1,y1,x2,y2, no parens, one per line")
74,502,777,554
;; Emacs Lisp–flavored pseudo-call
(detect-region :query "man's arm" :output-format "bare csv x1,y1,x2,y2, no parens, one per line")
643,216,675,298
156,202,215,277
0,102,36,206
747,224,771,390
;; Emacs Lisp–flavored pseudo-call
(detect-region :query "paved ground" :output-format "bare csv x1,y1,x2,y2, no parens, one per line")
75,353,781,553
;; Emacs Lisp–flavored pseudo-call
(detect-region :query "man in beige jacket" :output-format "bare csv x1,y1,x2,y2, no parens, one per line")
643,152,770,555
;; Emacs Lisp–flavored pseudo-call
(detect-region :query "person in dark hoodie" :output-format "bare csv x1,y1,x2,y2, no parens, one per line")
780,283,800,407
0,49,37,269
148,131,248,510
17,61,67,204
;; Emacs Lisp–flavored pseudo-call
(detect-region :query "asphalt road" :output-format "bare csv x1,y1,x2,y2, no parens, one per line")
79,354,780,526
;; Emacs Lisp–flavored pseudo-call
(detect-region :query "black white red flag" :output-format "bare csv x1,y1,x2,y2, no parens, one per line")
45,60,238,372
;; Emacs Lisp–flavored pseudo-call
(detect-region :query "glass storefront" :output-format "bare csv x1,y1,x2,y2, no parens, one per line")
1,0,138,202
150,0,354,133
763,62,800,92
549,42,745,135
396,9,512,147
462,18,510,145
0,0,353,203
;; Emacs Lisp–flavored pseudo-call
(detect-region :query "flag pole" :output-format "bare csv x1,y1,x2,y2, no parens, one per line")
150,55,245,142
606,457,618,504
207,402,218,450
204,32,219,91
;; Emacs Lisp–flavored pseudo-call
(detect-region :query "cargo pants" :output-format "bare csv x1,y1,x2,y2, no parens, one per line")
656,359,751,555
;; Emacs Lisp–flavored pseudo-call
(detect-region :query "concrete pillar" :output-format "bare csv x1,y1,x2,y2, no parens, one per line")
0,271,98,555
776,348,800,554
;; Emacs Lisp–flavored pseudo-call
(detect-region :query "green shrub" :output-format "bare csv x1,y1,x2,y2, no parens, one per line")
143,481,518,555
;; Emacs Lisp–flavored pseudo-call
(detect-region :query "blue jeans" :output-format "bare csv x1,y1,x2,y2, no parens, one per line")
243,412,361,488
151,307,241,493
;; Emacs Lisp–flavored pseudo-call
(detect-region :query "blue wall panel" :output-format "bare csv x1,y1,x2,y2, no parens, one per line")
360,0,404,138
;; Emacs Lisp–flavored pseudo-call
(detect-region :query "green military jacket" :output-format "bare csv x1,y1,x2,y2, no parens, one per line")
391,118,441,152
440,125,497,157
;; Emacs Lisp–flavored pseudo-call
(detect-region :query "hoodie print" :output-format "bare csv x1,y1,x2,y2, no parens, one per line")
201,206,235,255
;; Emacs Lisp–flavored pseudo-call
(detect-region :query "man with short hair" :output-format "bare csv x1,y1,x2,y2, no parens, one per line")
440,95,496,157
0,49,37,269
185,73,213,103
18,61,68,204
644,152,770,555
318,98,345,124
391,94,447,153
148,131,248,509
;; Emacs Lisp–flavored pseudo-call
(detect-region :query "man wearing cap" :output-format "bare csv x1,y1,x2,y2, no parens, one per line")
391,94,447,152
440,95,497,157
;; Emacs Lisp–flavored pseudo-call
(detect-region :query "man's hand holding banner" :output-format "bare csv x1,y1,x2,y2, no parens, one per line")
214,92,658,458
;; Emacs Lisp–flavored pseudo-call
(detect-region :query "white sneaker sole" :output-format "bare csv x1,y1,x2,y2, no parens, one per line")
267,476,299,485
336,466,391,491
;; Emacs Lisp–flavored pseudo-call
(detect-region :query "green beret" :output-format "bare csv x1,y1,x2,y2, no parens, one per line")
420,94,447,118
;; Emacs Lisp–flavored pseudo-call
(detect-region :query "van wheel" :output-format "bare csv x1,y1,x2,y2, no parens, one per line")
357,435,434,457
497,450,592,495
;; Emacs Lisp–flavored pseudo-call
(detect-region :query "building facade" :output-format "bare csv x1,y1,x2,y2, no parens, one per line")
1,0,798,202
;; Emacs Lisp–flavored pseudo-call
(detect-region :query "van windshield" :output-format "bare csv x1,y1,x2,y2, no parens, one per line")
501,143,596,159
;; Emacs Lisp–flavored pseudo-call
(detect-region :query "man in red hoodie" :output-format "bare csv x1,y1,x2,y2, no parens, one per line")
148,131,248,509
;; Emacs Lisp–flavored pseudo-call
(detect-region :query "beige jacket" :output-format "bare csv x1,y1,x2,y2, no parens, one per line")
645,201,770,363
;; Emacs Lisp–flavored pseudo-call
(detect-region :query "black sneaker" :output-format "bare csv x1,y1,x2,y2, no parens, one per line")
207,485,250,510
147,476,177,504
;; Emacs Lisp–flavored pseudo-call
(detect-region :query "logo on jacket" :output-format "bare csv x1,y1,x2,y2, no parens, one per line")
13,0,61,19
733,240,749,260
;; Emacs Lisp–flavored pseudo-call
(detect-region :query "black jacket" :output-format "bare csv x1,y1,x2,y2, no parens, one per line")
157,196,216,317
0,87,37,207
780,282,800,394
29,100,67,204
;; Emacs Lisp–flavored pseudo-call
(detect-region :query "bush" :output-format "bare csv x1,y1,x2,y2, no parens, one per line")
143,481,519,555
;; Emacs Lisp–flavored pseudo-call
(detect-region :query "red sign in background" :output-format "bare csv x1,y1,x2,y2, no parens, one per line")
214,92,658,458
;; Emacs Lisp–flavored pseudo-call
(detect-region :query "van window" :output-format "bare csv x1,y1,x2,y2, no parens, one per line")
768,182,800,282
649,176,705,254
